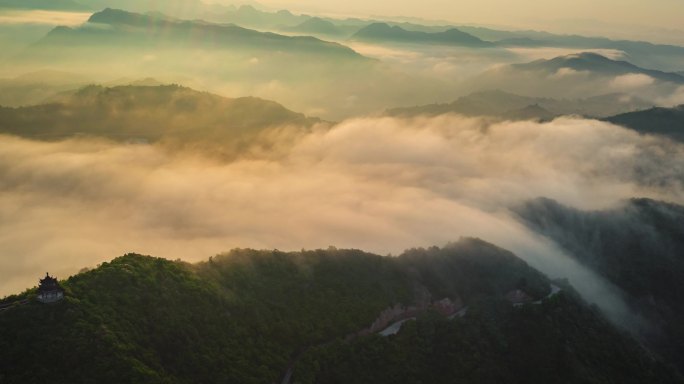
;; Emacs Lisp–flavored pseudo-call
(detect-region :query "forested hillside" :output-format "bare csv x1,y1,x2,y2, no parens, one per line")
0,84,320,142
0,239,677,383
514,198,684,373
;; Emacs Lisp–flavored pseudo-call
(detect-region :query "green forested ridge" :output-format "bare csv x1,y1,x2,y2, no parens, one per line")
0,239,676,383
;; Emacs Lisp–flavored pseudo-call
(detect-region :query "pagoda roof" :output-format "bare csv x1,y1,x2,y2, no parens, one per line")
38,273,64,293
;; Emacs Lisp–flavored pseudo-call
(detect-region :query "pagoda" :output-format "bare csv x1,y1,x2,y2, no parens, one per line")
37,273,64,303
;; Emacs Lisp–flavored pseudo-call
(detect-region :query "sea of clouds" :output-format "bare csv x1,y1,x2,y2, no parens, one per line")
1,114,683,329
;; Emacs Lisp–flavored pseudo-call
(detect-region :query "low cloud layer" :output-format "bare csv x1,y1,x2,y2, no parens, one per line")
1,115,683,329
0,10,90,26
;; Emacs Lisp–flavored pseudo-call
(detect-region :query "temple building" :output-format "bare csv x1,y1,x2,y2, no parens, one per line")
505,289,534,306
37,273,64,303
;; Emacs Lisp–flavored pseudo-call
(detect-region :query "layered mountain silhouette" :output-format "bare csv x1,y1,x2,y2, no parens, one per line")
34,8,363,59
0,84,321,146
514,197,684,372
4,1,684,73
1,240,680,383
352,22,494,47
516,52,684,83
457,25,684,72
283,17,345,37
606,105,684,142
387,90,652,119
217,5,310,29
465,53,684,99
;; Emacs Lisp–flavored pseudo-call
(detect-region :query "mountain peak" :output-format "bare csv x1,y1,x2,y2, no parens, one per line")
517,51,684,83
353,23,491,47
236,4,259,14
88,8,171,25
88,7,129,22
565,52,611,60
289,17,341,35
553,52,618,66
360,22,394,33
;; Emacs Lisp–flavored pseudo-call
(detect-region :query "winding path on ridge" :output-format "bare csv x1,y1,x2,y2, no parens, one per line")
280,284,562,384
378,284,562,336
0,299,29,312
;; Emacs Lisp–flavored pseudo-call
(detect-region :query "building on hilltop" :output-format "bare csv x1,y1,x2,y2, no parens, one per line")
37,273,64,303
505,289,534,307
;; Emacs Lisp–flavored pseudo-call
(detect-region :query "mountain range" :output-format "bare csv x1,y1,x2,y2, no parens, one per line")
352,22,494,47
457,26,684,72
3,0,684,72
517,52,684,84
464,52,684,99
387,90,653,120
34,8,363,59
216,5,310,29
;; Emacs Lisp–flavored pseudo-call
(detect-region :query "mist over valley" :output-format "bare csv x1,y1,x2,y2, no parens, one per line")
1,1,684,383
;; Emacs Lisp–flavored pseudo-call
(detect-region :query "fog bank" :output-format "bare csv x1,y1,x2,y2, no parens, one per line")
1,115,682,328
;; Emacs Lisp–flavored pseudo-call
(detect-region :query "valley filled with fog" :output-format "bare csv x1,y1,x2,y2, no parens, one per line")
2,1,684,381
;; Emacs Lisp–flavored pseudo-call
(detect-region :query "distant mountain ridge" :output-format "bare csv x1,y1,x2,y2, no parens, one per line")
387,90,653,119
517,52,684,84
0,84,321,147
457,25,684,72
218,4,310,29
463,52,684,99
283,17,344,36
352,22,494,47
31,8,365,61
4,0,684,73
605,105,684,141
